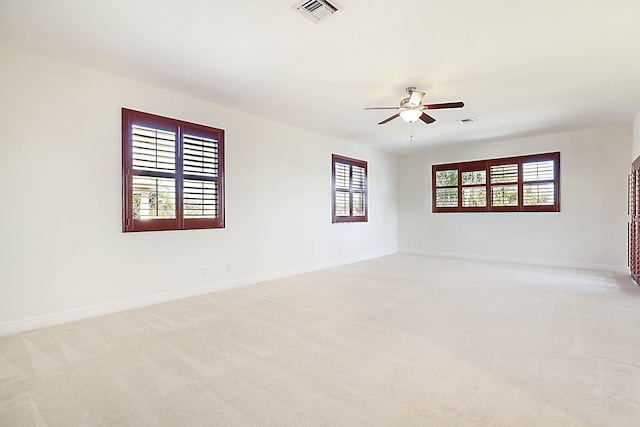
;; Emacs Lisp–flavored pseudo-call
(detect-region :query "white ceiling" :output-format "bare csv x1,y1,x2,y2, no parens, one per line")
2,0,640,153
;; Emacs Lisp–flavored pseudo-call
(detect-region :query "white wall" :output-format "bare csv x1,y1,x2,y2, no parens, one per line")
0,44,398,333
398,125,631,271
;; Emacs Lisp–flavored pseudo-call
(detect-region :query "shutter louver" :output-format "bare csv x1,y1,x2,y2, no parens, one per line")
184,180,217,218
436,188,458,207
492,185,518,206
523,161,554,181
132,126,176,172
462,187,486,207
524,183,555,206
435,169,459,208
352,193,365,216
183,134,218,177
182,134,219,219
335,192,349,216
352,165,366,216
435,170,458,186
490,164,518,183
461,170,486,185
335,163,349,189
334,162,350,217
132,176,176,219
523,160,555,206
461,169,486,208
352,166,366,191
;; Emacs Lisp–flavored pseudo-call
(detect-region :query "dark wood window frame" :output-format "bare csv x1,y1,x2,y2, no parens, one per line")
332,154,368,223
122,108,225,232
432,152,560,213
629,156,640,284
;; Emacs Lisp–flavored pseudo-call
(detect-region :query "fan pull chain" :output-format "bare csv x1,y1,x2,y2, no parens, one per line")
410,122,414,143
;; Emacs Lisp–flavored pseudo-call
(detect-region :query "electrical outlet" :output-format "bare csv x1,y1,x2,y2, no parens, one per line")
226,264,232,273
201,267,208,277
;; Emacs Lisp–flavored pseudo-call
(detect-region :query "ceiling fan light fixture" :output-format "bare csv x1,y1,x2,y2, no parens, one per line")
400,109,422,123
407,89,425,107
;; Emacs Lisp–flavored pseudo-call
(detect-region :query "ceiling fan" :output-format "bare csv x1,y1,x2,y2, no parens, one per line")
365,87,464,125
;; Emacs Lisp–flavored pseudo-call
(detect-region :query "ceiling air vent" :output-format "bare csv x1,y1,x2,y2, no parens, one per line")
294,0,340,22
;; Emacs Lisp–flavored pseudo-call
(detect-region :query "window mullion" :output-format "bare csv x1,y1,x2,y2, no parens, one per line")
176,125,184,228
349,165,353,218
485,164,491,211
457,166,462,211
517,161,524,211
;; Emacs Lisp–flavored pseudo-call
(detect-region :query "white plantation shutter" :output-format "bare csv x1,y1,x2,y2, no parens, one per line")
183,134,218,176
461,170,486,185
132,126,176,172
434,169,458,208
184,180,218,218
130,125,178,222
352,193,365,216
461,168,486,208
522,160,555,207
489,163,519,208
132,176,176,219
436,188,458,207
334,162,350,217
491,185,518,207
523,183,555,206
335,191,350,217
182,134,219,219
523,160,554,181
335,163,349,189
490,164,518,184
352,165,366,217
462,187,486,207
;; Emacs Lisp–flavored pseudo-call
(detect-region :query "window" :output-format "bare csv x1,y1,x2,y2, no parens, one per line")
432,152,560,213
122,108,225,232
332,154,368,223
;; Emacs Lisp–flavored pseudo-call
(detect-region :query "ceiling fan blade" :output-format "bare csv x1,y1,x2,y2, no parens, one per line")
378,113,400,125
419,113,436,124
424,101,464,110
365,107,400,110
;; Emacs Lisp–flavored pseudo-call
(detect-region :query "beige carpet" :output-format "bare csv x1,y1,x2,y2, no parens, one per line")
1,254,640,426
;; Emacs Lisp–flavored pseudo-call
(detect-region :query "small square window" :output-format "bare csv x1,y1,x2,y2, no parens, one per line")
122,108,225,232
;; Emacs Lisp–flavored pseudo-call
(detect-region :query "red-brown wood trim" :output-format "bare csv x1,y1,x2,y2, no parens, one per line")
131,218,179,232
122,109,131,232
630,156,640,284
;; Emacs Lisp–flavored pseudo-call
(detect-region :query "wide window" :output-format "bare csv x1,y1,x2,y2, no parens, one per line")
432,152,559,212
122,108,225,232
332,154,368,223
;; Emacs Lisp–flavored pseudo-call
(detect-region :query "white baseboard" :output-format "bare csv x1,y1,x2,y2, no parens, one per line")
400,249,630,275
0,250,397,336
